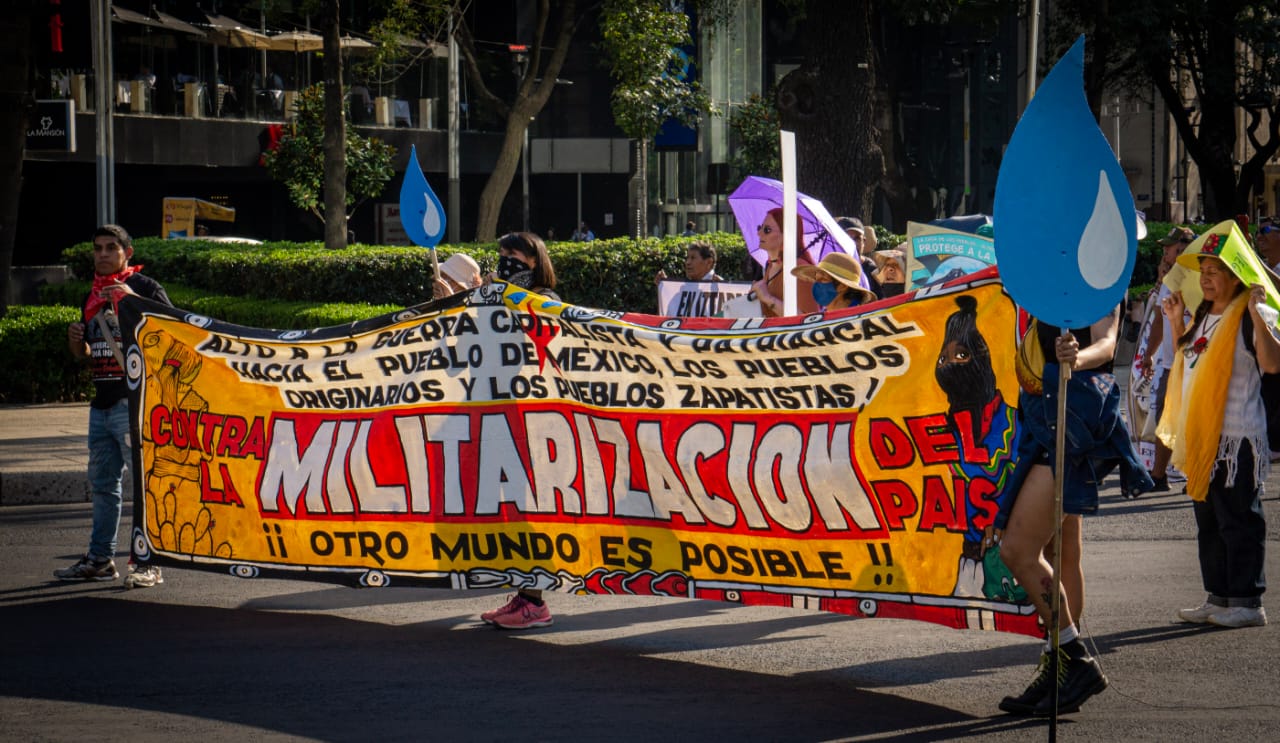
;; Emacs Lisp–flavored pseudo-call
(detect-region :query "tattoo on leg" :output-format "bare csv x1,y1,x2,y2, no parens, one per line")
1040,577,1054,608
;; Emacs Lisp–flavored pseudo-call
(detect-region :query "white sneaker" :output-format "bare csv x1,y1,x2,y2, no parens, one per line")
1177,601,1226,624
1207,606,1267,628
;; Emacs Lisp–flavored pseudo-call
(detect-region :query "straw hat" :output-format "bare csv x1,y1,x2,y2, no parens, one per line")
440,253,481,286
792,252,877,303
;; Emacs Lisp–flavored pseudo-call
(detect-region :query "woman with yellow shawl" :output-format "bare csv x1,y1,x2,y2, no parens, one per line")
1159,248,1280,629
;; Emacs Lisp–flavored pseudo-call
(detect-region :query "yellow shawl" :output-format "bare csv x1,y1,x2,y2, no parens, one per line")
1156,293,1247,501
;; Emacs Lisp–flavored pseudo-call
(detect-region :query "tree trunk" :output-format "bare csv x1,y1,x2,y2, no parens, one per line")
322,0,347,249
474,104,532,242
463,1,578,242
0,3,33,314
776,0,883,221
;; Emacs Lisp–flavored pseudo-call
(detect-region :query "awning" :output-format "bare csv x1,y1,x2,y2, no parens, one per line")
111,5,166,30
203,13,273,50
153,10,206,38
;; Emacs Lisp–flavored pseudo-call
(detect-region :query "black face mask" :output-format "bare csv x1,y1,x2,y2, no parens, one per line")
879,282,905,298
497,255,533,288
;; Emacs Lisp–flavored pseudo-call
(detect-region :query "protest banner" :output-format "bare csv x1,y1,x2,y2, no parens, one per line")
904,222,997,290
656,279,752,317
117,268,1039,636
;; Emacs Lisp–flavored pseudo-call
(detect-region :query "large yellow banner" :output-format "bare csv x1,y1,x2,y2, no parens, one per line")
118,269,1038,635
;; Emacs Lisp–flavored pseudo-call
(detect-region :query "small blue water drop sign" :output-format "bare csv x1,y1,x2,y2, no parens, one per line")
993,36,1137,329
399,144,446,248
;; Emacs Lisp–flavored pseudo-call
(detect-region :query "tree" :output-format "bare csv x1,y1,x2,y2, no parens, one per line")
0,2,34,314
775,0,883,221
729,93,781,180
321,0,349,248
1052,0,1280,220
601,0,714,238
265,85,395,233
452,1,580,241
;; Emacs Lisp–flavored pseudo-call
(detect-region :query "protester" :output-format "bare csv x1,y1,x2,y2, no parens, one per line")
681,220,698,237
872,249,907,298
479,232,560,629
56,225,171,588
996,303,1152,715
1160,249,1278,629
1138,227,1197,489
753,207,821,317
1252,218,1280,461
571,221,595,242
791,252,876,311
655,241,722,284
837,215,882,298
433,253,483,299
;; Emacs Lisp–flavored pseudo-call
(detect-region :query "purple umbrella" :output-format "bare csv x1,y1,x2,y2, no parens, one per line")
727,176,861,268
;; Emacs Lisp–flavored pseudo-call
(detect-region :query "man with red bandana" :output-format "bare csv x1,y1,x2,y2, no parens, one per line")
55,225,171,587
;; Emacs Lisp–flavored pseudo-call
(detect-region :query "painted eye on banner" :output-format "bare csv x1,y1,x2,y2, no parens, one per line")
859,599,879,616
391,310,419,324
278,329,307,340
230,564,260,579
660,319,682,330
132,528,151,560
126,346,144,389
184,313,213,328
359,570,389,588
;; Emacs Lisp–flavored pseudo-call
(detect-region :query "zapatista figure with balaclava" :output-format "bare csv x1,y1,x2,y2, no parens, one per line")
934,296,1022,600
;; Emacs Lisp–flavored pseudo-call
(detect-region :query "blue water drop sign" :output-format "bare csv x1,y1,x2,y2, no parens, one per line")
399,144,446,248
993,36,1137,329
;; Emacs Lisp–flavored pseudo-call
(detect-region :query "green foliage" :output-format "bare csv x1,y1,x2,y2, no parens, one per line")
264,85,396,226
0,306,93,402
729,93,781,180
600,0,715,140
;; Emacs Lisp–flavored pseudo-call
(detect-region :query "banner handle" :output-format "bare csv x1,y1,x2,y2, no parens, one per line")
1049,328,1071,740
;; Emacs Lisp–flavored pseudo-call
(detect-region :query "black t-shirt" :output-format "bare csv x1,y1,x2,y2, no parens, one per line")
82,273,172,408
1035,305,1119,376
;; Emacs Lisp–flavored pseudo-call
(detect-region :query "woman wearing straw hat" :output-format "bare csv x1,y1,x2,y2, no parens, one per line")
1159,239,1280,629
791,252,877,311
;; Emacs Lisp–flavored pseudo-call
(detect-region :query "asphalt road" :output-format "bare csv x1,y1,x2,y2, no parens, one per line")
2,486,1278,742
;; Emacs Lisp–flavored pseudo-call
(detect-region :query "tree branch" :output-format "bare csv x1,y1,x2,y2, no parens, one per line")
453,12,510,119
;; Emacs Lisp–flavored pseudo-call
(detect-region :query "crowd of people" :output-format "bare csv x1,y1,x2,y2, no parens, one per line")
55,213,1276,718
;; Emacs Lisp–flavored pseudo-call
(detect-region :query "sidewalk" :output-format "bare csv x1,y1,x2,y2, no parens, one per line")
0,403,99,505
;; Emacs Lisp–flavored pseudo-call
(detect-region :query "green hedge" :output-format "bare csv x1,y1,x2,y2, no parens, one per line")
40,281,398,330
61,233,753,312
0,306,93,403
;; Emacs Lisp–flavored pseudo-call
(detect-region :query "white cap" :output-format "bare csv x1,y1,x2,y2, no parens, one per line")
440,253,480,287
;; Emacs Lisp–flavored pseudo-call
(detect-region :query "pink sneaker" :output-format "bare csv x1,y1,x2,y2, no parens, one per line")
481,594,524,624
490,595,554,630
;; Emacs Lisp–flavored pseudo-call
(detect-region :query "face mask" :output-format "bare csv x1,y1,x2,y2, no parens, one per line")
811,282,838,306
496,255,533,288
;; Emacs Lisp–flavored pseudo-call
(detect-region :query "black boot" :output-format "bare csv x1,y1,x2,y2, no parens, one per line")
1032,641,1108,715
998,651,1054,715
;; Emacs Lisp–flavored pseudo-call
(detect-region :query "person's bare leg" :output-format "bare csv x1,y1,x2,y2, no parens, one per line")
1152,441,1173,479
1000,465,1072,631
1058,515,1084,626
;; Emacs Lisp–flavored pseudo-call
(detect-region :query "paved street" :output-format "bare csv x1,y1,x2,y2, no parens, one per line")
2,485,1278,741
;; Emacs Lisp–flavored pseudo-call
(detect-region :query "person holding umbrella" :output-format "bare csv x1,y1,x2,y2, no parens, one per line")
753,207,821,316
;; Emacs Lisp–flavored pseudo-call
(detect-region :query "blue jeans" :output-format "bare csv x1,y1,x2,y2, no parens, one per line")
87,399,131,560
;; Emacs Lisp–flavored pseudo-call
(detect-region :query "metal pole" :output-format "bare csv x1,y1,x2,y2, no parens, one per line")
90,0,115,226
522,121,530,231
447,15,460,243
1049,338,1070,743
1026,0,1040,107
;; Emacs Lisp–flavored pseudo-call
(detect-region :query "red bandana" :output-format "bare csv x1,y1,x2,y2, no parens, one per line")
84,265,143,319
